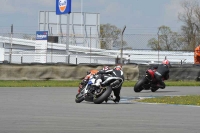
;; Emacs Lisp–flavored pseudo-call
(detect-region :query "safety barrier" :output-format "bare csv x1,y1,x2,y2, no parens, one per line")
0,64,199,81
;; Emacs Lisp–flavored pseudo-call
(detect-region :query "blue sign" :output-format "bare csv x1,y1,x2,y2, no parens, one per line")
36,31,48,40
56,0,71,15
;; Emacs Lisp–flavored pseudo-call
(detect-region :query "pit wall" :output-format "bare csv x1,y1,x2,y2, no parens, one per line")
0,64,199,81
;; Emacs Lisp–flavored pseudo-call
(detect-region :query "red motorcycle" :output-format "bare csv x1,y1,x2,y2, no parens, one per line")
134,68,164,92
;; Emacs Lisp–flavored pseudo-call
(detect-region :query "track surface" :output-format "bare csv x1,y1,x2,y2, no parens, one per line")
0,87,200,133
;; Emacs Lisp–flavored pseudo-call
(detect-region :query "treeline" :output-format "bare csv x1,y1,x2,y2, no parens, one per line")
148,0,200,51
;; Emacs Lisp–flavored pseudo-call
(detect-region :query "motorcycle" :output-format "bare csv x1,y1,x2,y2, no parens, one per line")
75,74,124,104
134,68,164,92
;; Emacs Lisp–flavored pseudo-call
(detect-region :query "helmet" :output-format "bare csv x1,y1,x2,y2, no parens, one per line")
162,59,170,66
114,64,122,70
103,66,110,71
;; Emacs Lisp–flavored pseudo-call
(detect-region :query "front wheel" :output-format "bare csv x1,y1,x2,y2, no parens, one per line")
93,86,112,104
134,78,147,92
75,93,85,103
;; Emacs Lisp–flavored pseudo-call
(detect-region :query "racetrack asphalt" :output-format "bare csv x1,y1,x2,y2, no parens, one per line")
0,87,200,133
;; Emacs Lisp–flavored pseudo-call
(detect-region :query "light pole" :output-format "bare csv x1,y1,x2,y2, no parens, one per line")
81,0,84,46
90,27,91,64
10,24,13,63
120,25,126,64
81,0,83,35
157,27,161,63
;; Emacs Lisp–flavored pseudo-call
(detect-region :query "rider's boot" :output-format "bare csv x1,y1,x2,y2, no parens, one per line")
109,95,119,103
105,95,116,103
113,99,119,104
113,96,120,104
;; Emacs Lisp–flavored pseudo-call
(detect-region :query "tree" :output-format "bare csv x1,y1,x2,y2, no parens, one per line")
178,0,200,50
147,26,183,50
147,38,159,50
100,23,127,49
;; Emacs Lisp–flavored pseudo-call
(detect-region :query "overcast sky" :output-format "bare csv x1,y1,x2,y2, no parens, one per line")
0,0,192,34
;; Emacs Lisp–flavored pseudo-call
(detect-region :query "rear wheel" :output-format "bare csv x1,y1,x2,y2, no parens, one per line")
151,87,159,92
134,78,147,92
93,86,112,104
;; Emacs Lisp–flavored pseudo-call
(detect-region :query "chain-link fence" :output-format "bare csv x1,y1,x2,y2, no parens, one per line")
0,32,195,65
2,49,117,65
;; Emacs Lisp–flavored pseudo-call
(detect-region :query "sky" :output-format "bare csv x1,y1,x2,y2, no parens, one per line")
0,0,192,34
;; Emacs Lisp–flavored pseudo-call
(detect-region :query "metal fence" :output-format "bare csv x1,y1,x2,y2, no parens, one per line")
2,49,116,64
0,32,195,65
1,32,197,50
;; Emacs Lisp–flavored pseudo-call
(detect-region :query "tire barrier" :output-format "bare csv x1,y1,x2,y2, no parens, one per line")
0,64,139,81
0,64,199,81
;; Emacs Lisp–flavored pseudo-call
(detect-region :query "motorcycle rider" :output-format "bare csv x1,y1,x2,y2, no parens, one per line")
151,59,170,89
77,66,110,93
92,65,111,86
78,69,99,93
94,64,124,103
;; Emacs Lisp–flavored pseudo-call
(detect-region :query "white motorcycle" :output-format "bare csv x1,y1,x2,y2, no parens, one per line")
75,74,124,104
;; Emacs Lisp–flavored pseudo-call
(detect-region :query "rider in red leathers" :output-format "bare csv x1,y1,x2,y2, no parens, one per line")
151,59,170,89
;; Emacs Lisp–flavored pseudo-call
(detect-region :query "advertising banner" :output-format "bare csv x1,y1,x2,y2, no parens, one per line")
56,0,71,15
34,31,48,63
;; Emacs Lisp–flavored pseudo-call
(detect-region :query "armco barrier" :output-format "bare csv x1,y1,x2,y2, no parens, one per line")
0,64,199,81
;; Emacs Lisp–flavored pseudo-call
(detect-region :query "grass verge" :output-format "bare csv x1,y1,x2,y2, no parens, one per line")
0,80,200,87
137,95,200,106
0,80,81,87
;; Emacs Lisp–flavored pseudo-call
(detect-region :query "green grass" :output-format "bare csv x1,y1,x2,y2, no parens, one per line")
0,80,200,87
0,80,81,87
138,95,200,106
122,80,200,87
